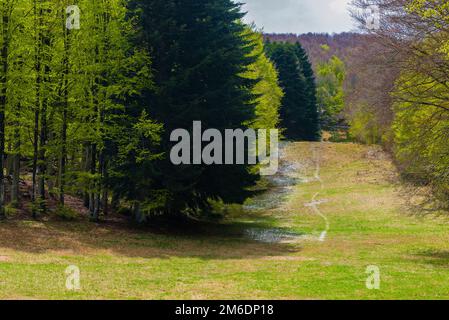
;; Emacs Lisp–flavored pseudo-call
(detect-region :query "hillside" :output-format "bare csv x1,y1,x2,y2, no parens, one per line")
264,32,370,67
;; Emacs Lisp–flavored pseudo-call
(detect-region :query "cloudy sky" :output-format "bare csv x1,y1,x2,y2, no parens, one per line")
240,0,355,34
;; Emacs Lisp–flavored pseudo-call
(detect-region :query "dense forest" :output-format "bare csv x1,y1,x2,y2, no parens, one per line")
1,0,445,224
0,0,320,223
266,32,368,131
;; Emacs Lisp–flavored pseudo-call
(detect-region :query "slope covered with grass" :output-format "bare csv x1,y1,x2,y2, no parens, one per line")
1,142,448,299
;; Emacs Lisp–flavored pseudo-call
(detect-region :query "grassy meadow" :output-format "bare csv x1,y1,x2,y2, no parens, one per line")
1,142,449,299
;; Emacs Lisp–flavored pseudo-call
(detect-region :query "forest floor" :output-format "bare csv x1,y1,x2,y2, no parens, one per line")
1,142,449,299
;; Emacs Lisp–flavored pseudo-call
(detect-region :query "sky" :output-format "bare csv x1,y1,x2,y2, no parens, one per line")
239,0,355,34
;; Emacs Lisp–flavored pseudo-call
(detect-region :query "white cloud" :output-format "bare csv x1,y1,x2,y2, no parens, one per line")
239,0,355,34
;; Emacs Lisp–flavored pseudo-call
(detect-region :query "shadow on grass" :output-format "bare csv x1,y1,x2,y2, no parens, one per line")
0,215,301,260
0,145,304,261
411,249,449,267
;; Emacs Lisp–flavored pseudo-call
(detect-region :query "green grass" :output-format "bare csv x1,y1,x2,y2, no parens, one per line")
1,142,449,299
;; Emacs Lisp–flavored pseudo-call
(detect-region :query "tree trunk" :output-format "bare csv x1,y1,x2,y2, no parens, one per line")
37,8,52,214
0,3,10,219
83,145,90,208
111,191,119,212
102,189,108,216
32,0,42,218
32,106,39,218
60,12,70,206
134,202,143,224
89,144,98,221
38,80,47,213
11,110,20,207
102,159,108,215
94,150,105,218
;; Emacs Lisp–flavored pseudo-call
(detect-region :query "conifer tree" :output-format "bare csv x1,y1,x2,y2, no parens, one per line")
130,0,259,217
295,42,320,141
266,42,320,141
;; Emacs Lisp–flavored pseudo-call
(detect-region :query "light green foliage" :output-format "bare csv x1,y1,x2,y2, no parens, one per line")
388,2,449,202
349,105,382,145
393,72,449,200
320,44,330,52
407,1,449,54
316,54,346,130
0,0,160,217
414,2,449,56
242,28,283,131
349,0,449,206
55,205,79,220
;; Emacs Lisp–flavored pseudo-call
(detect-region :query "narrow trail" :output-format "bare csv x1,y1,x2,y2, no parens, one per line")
303,144,330,242
4,142,449,299
243,142,331,243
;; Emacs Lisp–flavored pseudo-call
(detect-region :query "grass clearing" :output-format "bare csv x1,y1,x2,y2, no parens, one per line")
1,142,449,299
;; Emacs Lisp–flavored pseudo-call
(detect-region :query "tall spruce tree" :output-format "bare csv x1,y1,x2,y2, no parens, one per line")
294,42,320,141
130,0,259,217
266,42,320,141
266,42,306,140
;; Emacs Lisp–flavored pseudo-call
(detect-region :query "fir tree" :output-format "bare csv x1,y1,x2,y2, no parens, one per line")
131,0,259,217
266,41,320,141
294,42,320,141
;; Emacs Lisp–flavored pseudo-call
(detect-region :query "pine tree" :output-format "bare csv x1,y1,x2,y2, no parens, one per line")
131,0,259,217
294,42,320,141
266,42,306,140
266,41,320,141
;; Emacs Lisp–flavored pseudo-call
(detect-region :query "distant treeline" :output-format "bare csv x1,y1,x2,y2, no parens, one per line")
264,32,369,67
